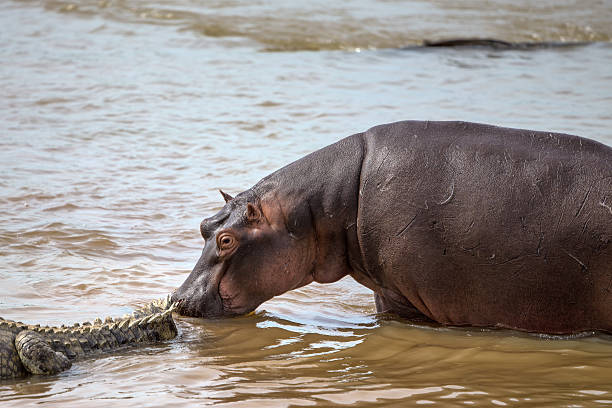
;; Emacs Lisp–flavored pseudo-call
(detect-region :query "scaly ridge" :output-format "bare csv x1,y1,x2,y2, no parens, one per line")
0,296,178,379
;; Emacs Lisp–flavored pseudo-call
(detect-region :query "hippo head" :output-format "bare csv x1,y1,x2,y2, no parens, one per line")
172,189,318,318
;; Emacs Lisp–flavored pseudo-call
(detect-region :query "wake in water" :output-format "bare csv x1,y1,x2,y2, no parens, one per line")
39,0,612,51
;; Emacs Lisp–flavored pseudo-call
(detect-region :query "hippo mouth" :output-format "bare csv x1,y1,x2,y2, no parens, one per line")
172,266,260,318
218,275,254,316
171,290,245,318
171,269,226,318
172,292,222,318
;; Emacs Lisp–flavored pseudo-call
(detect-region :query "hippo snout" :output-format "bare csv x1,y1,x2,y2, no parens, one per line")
170,290,200,317
170,281,225,318
170,293,200,317
169,293,184,312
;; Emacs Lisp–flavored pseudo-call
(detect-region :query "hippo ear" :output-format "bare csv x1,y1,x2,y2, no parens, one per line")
219,190,233,203
246,202,261,222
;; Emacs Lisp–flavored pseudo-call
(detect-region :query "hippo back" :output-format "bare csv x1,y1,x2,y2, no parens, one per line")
356,121,612,333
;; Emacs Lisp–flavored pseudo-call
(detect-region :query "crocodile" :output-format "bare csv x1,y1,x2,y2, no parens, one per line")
0,296,178,379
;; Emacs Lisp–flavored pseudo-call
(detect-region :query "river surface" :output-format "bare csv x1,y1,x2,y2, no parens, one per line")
1,0,612,406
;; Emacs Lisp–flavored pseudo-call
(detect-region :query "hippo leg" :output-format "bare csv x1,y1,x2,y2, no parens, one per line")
374,293,387,312
374,290,433,323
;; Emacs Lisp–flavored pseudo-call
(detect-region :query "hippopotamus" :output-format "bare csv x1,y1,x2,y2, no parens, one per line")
173,121,612,334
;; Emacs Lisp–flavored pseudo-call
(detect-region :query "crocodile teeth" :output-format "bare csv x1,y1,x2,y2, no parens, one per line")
94,318,103,325
105,316,113,323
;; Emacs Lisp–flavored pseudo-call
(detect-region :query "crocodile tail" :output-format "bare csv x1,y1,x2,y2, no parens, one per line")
15,330,71,375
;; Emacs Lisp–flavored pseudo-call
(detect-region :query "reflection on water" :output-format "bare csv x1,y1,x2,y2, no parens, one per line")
5,281,612,407
1,0,612,406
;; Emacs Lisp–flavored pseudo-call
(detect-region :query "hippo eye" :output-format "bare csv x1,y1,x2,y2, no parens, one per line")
217,232,237,251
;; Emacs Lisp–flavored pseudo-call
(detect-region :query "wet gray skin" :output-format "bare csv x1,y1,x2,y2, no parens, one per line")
173,121,612,335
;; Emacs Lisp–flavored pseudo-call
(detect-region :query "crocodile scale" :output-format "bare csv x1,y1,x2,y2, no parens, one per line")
0,296,177,379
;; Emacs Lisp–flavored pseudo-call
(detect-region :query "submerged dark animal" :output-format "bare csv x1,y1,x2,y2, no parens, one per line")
0,297,177,379
173,121,612,335
419,38,591,50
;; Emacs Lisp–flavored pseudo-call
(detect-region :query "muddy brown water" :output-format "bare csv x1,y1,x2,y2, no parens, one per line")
1,0,612,406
